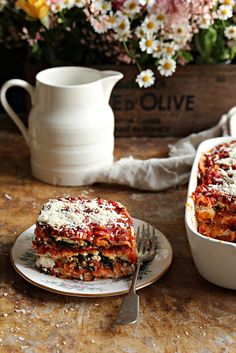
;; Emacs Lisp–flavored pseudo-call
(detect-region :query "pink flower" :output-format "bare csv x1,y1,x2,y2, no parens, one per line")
45,0,57,5
117,52,132,64
152,0,187,16
27,38,35,46
112,0,126,10
177,56,187,66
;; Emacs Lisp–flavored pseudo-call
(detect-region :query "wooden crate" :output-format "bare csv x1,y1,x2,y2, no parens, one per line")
109,65,236,137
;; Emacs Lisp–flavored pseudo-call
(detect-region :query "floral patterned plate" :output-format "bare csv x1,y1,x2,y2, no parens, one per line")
11,218,173,297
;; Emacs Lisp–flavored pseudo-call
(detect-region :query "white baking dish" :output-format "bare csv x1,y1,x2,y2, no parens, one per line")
185,136,236,289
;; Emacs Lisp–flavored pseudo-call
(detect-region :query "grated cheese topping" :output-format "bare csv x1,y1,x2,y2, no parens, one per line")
209,168,236,196
215,145,236,166
208,142,236,196
37,198,129,230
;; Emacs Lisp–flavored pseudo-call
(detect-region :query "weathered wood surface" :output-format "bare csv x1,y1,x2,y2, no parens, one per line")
1,132,236,353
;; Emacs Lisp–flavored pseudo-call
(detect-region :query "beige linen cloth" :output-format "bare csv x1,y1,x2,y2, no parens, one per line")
95,107,236,191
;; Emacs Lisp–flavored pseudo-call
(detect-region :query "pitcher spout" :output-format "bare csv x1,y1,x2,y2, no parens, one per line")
101,70,123,102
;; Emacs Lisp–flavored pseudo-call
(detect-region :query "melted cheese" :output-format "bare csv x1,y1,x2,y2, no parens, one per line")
209,167,236,196
215,144,236,166
207,143,236,196
36,255,55,269
37,198,129,230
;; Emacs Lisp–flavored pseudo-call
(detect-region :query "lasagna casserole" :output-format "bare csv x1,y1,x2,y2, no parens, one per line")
193,140,236,242
33,197,138,280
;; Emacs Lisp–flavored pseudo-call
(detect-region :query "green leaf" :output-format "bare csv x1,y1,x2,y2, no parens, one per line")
229,44,236,60
179,50,194,63
194,32,204,57
204,27,217,47
219,48,230,61
203,27,217,60
194,27,218,63
32,42,39,54
41,16,50,29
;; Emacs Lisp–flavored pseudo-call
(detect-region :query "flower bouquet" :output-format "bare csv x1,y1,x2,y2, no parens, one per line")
1,0,236,87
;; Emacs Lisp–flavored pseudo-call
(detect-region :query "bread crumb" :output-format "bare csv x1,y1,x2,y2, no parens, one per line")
15,309,27,314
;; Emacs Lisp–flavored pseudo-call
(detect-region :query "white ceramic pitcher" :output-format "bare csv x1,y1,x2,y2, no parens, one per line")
0,66,123,185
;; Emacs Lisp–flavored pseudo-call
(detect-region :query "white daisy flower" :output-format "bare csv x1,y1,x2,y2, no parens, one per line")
225,25,236,39
49,0,68,12
158,58,176,77
172,23,190,41
139,35,158,54
198,14,213,29
135,26,146,38
123,0,140,17
115,31,131,42
51,0,75,11
141,15,159,34
74,0,87,7
50,3,64,12
152,40,164,58
145,0,157,10
114,15,130,34
100,1,112,14
163,42,177,58
114,15,131,41
90,16,109,33
0,0,7,11
106,12,117,29
62,0,75,9
91,0,111,13
155,11,166,27
176,37,190,49
217,5,233,20
172,23,191,48
136,69,155,88
219,0,235,6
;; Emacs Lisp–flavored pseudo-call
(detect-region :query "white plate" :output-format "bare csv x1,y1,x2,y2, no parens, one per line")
11,218,173,297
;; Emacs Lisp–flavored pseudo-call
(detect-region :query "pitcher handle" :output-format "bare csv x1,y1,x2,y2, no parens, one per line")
0,79,36,147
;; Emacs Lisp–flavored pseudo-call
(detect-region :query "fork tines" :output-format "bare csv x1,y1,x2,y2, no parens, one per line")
137,224,156,256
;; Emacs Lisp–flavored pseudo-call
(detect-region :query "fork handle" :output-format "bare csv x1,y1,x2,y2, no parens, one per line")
130,260,141,293
115,261,141,325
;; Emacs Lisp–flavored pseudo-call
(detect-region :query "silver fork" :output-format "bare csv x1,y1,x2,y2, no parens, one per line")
114,224,156,325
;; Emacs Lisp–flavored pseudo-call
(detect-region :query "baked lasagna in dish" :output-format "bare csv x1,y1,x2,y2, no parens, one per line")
33,197,138,280
193,140,236,242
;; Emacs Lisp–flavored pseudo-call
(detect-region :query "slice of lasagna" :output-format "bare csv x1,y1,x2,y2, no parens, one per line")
193,140,236,242
33,197,138,281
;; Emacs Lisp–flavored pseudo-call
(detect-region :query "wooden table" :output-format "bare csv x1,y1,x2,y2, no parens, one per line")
1,131,236,353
